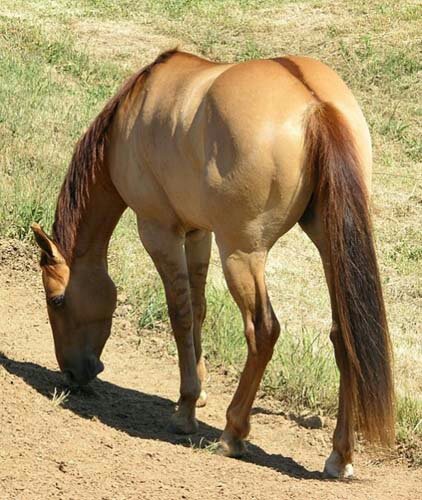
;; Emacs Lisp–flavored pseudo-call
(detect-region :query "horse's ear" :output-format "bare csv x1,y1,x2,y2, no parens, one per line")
31,223,64,263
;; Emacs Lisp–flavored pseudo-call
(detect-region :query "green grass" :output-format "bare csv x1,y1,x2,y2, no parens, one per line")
397,396,422,466
0,0,420,464
0,15,124,238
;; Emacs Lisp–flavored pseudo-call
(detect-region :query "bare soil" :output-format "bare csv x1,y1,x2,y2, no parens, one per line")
0,240,420,499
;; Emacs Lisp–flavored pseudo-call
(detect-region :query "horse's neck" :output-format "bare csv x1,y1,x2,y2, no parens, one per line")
70,178,126,266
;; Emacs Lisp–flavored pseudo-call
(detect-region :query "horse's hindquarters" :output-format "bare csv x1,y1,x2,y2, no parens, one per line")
201,62,317,251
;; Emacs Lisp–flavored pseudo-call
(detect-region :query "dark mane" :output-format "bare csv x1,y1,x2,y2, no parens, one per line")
51,49,178,263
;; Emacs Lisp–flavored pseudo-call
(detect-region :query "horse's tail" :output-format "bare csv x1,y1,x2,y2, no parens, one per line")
303,101,395,445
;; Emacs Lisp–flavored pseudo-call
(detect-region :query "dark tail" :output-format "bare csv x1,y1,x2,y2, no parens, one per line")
304,102,395,445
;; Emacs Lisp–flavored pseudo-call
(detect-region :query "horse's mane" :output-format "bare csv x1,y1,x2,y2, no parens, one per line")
51,49,178,264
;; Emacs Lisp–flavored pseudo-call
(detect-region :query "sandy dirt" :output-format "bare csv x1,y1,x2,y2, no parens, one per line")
0,240,421,499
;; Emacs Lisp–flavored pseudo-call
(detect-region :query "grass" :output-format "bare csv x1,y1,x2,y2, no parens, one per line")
0,0,420,464
50,387,70,408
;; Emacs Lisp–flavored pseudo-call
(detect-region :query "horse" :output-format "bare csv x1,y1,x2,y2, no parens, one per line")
32,49,394,478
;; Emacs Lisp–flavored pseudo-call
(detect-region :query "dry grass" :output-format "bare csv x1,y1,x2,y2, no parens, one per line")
0,0,420,463
50,387,70,408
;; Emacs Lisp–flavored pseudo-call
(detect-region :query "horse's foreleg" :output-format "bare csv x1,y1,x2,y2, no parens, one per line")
217,247,280,457
138,220,200,434
185,230,212,407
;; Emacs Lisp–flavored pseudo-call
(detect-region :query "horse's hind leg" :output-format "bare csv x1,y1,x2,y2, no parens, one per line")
300,212,354,478
138,220,200,434
185,230,211,407
216,245,280,457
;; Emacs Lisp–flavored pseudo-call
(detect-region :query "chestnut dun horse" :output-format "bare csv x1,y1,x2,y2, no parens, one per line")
32,49,394,478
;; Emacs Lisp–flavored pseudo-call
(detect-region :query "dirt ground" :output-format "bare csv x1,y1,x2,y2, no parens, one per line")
0,240,421,500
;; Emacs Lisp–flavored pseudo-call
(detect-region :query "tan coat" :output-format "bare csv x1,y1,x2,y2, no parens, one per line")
33,51,394,479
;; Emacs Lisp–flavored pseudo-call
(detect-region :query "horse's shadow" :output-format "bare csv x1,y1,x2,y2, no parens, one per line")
0,352,324,480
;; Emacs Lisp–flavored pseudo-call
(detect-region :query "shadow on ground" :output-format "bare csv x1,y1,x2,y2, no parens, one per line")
0,352,325,480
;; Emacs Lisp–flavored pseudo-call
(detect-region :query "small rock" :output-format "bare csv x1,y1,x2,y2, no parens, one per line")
299,414,325,429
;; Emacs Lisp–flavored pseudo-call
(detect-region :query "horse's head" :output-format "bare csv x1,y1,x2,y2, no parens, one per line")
31,224,116,387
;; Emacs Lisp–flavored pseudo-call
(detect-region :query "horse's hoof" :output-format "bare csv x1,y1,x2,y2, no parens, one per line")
216,431,247,458
168,413,199,435
323,450,354,479
196,390,208,408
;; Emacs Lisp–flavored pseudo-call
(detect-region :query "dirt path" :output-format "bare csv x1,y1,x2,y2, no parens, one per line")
0,241,420,499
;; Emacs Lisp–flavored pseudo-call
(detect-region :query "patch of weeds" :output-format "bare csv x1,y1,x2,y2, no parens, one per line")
0,17,121,90
153,0,202,19
236,40,264,61
50,387,70,408
388,239,422,270
396,395,422,466
355,35,374,61
11,198,48,240
338,37,421,92
379,104,421,161
375,51,421,82
203,285,245,368
381,117,410,141
397,4,422,22
264,327,338,413
188,437,220,453
145,0,286,21
72,0,142,19
404,138,422,162
196,29,222,57
136,280,168,331
202,440,221,454
327,25,340,38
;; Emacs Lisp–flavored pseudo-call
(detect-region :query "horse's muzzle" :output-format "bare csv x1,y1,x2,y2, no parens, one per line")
63,356,104,387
